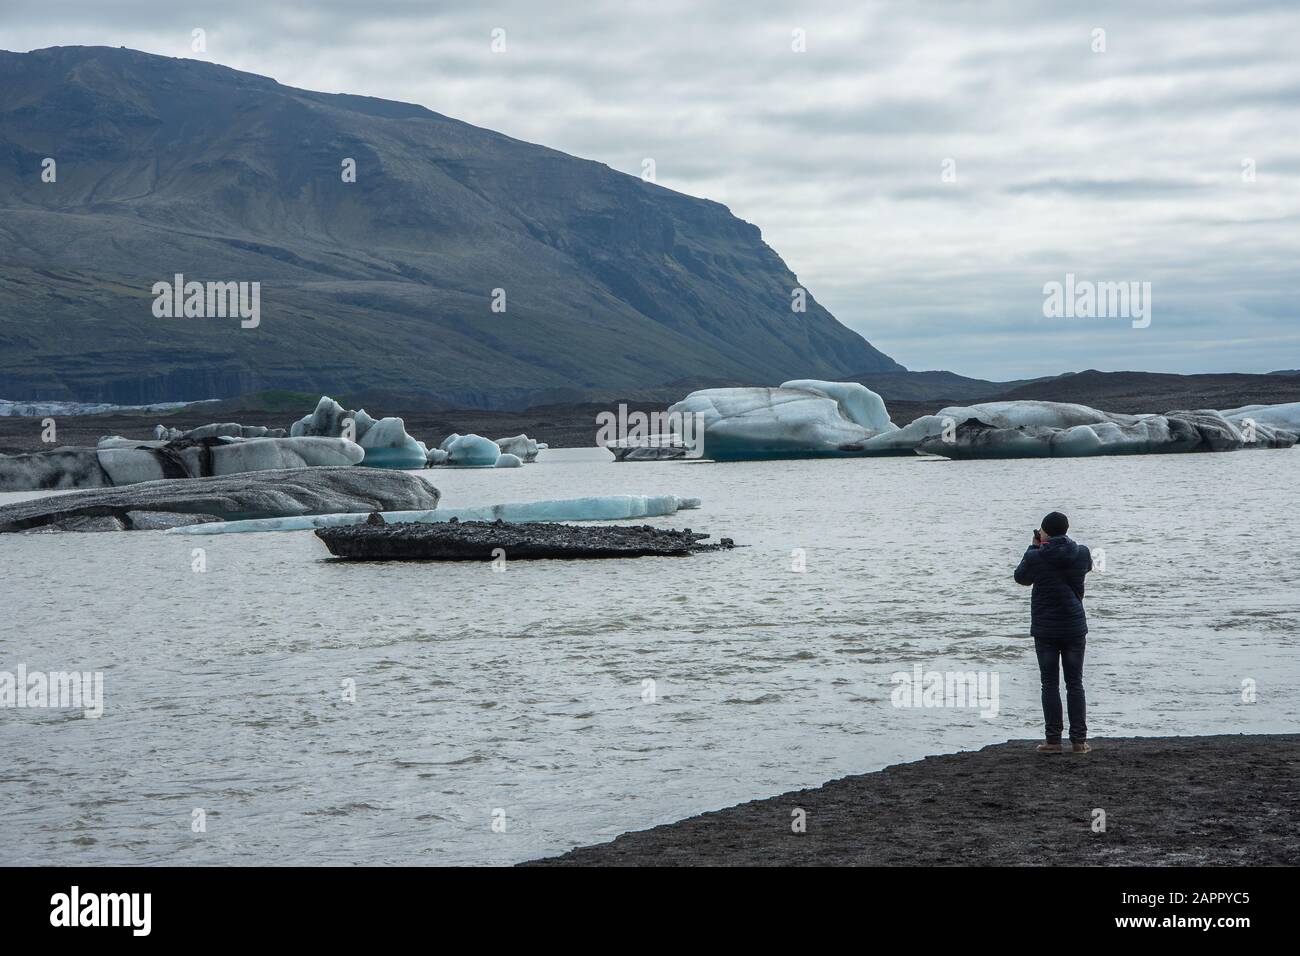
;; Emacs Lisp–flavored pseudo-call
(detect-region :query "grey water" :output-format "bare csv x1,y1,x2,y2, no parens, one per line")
1,448,1297,865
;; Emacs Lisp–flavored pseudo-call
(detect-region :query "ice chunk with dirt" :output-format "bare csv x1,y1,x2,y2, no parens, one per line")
0,448,110,492
95,436,364,485
912,401,1295,458
494,434,542,462
1,435,364,492
154,422,286,441
0,467,440,532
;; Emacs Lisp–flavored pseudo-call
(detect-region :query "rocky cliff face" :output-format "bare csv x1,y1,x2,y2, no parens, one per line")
0,46,902,406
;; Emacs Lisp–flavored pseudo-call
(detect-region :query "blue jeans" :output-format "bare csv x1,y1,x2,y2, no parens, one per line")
1034,634,1087,742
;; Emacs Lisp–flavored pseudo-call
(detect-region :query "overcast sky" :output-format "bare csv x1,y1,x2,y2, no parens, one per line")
8,0,1299,378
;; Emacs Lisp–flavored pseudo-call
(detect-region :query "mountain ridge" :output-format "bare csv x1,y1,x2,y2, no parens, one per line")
0,45,902,407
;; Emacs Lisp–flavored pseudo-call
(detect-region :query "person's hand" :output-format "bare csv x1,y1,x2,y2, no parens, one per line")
1032,529,1043,546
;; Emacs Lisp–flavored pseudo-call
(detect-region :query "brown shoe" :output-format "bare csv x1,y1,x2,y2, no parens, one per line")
1071,741,1092,754
1036,741,1063,753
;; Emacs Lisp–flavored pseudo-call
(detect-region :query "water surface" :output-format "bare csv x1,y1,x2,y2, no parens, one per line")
2,449,1297,864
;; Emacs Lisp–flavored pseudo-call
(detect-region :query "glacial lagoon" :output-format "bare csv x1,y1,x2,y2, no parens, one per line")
1,447,1297,865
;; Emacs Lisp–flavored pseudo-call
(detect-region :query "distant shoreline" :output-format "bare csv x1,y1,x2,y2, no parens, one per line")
524,734,1300,866
5,368,1299,456
0,404,640,455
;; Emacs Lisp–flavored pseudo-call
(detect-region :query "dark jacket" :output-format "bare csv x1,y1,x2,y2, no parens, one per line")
1014,535,1092,639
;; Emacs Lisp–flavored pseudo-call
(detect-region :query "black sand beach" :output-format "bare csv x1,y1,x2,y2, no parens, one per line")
526,735,1300,866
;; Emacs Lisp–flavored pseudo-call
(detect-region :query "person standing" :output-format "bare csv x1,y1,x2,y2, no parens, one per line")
1014,511,1093,753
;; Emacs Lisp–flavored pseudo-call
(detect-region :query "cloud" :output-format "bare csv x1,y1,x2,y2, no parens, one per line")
5,0,1299,377
1004,178,1208,197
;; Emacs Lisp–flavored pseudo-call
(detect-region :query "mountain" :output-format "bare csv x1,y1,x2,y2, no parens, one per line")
988,369,1300,414
847,370,1041,402
0,46,902,407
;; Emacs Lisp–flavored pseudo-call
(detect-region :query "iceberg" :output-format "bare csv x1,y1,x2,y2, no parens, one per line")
430,433,543,467
153,422,286,441
211,436,365,472
666,382,900,461
912,401,1296,459
0,436,364,492
779,380,897,433
290,396,427,469
95,446,171,485
96,436,364,486
0,467,441,533
357,417,428,470
1219,401,1300,434
624,384,1299,462
494,434,542,462
607,433,692,462
0,448,110,492
291,396,361,439
444,434,501,467
857,414,951,453
101,436,168,449
166,494,702,535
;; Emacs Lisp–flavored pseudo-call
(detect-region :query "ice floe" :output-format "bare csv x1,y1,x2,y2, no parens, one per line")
166,494,702,535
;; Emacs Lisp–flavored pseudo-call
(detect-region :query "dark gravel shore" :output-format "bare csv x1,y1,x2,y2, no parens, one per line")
526,734,1300,866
